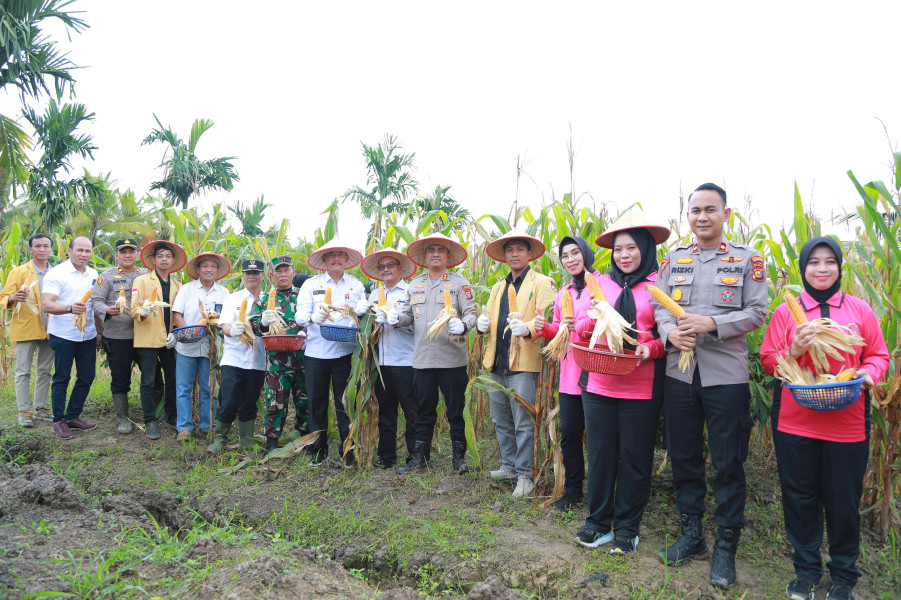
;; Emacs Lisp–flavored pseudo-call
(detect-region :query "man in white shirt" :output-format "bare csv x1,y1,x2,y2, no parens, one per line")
296,239,365,465
172,253,230,441
40,236,101,440
208,260,268,453
361,249,418,469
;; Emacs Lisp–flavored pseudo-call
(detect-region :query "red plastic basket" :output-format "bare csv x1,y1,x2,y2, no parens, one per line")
262,334,306,353
570,340,642,376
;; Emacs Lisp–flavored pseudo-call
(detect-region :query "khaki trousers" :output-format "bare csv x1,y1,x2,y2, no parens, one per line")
14,339,54,412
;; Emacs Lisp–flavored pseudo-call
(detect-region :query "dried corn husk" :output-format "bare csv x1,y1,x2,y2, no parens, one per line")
114,286,128,311
427,289,457,339
197,300,220,333
17,274,40,316
584,276,640,353
236,298,255,348
542,292,573,362
647,285,693,372
782,290,866,374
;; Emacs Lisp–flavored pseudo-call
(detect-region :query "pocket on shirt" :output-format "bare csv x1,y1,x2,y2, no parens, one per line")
668,273,694,305
411,295,426,320
713,276,743,308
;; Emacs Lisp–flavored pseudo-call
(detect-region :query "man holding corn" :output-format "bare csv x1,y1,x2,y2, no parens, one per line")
389,233,477,474
249,255,308,455
650,183,767,589
40,236,101,440
478,231,556,497
0,233,54,428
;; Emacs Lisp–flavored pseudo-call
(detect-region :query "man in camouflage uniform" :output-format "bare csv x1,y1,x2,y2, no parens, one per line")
249,255,307,454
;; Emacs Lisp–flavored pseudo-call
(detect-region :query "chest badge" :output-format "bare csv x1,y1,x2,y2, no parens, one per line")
674,276,686,283
720,277,739,285
721,256,743,263
722,289,735,302
676,257,693,264
673,288,683,301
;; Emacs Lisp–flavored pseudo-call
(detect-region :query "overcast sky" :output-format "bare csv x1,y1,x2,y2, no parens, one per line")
3,1,900,247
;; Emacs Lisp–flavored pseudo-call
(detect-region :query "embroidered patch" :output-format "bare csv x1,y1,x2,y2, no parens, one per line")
690,243,699,254
414,305,421,315
721,256,743,263
550,280,557,293
414,284,425,289
96,276,105,285
113,275,123,279
462,285,473,300
442,273,449,280
659,259,669,275
673,288,683,301
442,283,454,289
752,268,764,282
720,277,739,285
674,276,686,283
722,289,735,302
344,293,350,300
717,242,727,253
676,257,693,264
312,289,325,296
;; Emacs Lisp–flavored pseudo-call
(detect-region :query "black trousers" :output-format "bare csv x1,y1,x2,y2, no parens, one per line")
217,365,265,424
411,367,468,450
583,391,662,537
663,372,753,529
306,354,353,458
103,337,162,395
375,365,417,463
136,347,176,424
558,392,586,492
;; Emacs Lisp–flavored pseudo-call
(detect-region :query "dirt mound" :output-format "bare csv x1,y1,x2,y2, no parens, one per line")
0,463,85,513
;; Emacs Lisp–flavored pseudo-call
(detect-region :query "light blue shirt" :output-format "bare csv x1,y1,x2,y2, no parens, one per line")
296,272,365,359
369,281,414,367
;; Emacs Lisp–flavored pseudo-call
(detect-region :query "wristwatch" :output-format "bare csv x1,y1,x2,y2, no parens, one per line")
65,305,72,313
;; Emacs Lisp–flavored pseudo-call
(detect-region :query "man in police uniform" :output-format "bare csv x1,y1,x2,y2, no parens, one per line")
92,238,157,434
387,233,477,474
651,183,767,589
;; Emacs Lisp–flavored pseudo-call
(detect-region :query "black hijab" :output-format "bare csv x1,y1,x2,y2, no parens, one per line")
559,236,595,293
607,228,660,327
799,237,843,318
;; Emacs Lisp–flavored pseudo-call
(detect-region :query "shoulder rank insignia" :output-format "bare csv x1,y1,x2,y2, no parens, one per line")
721,256,743,263
676,257,693,264
722,289,735,302
717,242,728,253
442,272,449,281
659,258,669,275
689,243,700,254
673,288,683,301
720,276,739,285
96,276,104,285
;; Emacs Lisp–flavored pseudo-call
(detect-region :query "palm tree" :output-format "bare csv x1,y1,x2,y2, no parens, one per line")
227,195,272,237
390,184,471,234
343,134,418,245
22,99,99,231
68,171,155,245
141,114,239,209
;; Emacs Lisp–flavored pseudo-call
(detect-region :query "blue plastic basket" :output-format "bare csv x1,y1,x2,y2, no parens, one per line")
785,377,864,412
319,324,359,343
171,325,207,343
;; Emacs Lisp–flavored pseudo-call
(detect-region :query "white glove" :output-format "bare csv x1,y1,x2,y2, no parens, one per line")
310,304,328,324
139,300,153,318
229,321,245,337
476,312,490,333
296,330,307,338
166,333,176,349
447,318,464,335
354,297,371,316
375,311,387,324
386,308,399,325
509,318,529,337
261,309,279,326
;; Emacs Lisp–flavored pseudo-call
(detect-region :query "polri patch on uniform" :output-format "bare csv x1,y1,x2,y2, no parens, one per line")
96,276,105,285
751,256,765,282
462,285,473,300
722,289,735,302
720,277,739,285
676,258,693,264
659,259,669,275
721,256,743,263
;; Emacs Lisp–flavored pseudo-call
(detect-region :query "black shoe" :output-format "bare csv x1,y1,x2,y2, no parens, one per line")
709,528,740,589
610,535,639,555
451,441,468,474
552,490,584,510
786,576,816,600
657,513,709,566
265,437,279,455
397,441,427,474
374,457,395,470
574,526,614,549
164,415,177,427
343,452,356,468
145,421,161,440
309,448,326,466
826,582,856,600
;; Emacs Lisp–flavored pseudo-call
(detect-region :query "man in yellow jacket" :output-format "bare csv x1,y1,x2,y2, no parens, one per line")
129,240,186,440
478,231,556,498
0,234,54,427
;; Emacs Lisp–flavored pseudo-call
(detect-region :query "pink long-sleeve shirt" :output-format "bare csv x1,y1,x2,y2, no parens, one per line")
537,272,599,395
574,272,667,399
760,290,889,442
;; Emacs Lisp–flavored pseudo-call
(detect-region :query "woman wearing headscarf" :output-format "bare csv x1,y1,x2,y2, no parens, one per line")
533,235,596,510
760,237,888,600
572,211,670,554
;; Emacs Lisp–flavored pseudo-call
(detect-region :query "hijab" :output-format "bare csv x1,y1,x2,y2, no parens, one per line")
559,236,595,292
607,228,660,327
798,237,843,318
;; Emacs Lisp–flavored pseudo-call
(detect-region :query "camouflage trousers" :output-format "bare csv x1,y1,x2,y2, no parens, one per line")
263,352,308,439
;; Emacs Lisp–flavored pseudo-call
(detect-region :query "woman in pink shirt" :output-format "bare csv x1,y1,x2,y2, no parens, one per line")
572,212,670,554
760,237,888,600
534,236,596,510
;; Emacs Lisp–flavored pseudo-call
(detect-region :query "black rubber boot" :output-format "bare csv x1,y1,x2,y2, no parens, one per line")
709,528,740,588
451,441,468,474
397,441,427,474
265,437,279,455
657,513,709,565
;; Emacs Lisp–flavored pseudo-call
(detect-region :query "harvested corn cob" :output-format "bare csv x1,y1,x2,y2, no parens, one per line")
507,285,519,315
324,287,332,306
378,284,387,309
647,285,693,372
149,288,157,303
236,298,255,348
836,368,857,383
585,274,640,353
16,273,39,315
542,291,573,361
238,299,248,322
114,286,128,311
427,288,457,339
506,285,523,367
783,290,865,374
267,288,277,311
264,288,286,335
72,288,93,331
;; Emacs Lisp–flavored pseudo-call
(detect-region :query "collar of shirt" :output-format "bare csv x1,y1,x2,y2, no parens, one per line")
31,260,49,275
800,289,845,311
505,265,530,286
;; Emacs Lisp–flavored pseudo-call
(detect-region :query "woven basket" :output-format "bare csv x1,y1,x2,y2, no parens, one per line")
171,325,207,343
262,334,306,353
570,340,642,376
319,324,359,343
785,378,863,412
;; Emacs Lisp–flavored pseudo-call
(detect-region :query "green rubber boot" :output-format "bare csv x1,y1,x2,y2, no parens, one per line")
206,420,232,453
237,420,256,451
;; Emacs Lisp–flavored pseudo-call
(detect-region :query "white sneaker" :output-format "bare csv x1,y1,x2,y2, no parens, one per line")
512,476,534,498
489,468,518,481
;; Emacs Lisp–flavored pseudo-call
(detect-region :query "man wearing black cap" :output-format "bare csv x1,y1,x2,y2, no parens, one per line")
91,239,155,434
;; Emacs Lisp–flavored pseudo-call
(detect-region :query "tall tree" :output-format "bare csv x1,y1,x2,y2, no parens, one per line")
405,184,471,233
22,98,98,231
227,195,272,237
343,134,418,245
141,114,239,209
68,171,155,244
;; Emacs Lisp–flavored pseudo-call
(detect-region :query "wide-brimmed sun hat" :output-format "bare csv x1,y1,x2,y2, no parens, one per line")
186,253,231,280
307,239,363,271
361,249,417,281
595,210,671,249
405,233,467,268
140,240,187,272
485,230,546,263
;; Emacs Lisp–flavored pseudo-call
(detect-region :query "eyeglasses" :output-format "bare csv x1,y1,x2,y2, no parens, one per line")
376,262,400,271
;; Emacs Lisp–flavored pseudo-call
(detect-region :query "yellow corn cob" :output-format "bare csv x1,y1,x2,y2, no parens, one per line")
378,283,386,308
783,290,808,324
647,285,684,316
507,285,518,314
118,287,126,300
238,299,247,322
836,368,857,382
585,274,606,303
443,289,452,309
561,291,573,318
267,288,277,311
23,272,35,287
149,288,157,303
324,287,332,305
79,289,92,303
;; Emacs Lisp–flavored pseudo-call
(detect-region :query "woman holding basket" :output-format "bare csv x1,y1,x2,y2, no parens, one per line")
572,211,670,553
760,237,888,600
